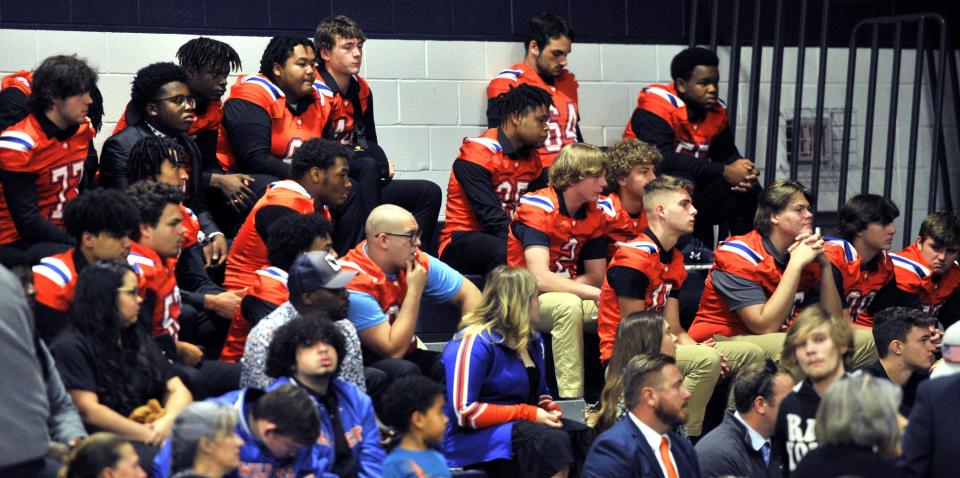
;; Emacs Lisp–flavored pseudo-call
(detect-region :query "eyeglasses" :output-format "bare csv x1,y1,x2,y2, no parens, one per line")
151,95,196,107
381,230,422,245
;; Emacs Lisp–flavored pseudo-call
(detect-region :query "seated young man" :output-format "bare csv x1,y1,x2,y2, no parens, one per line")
438,84,552,275
597,175,764,437
0,55,98,257
265,314,385,476
224,138,350,290
487,12,580,170
507,143,609,399
890,211,960,328
221,213,333,362
689,180,844,361
153,384,324,478
863,307,937,416
32,189,139,342
598,138,659,258
314,15,441,253
823,194,914,326
215,35,331,196
341,204,481,384
624,47,758,243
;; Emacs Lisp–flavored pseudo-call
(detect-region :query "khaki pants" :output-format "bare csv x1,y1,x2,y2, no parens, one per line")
716,328,877,377
537,292,598,398
676,340,766,436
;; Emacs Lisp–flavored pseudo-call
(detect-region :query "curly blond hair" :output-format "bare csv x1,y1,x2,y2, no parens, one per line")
605,139,661,193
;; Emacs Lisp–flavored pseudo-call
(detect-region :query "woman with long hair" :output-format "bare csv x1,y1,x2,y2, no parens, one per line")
51,261,192,455
593,311,678,433
442,266,592,478
61,432,146,478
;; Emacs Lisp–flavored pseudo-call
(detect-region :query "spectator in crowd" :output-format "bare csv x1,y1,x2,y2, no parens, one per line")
224,138,351,291
380,376,451,478
342,204,481,383
215,35,330,196
890,211,960,328
507,143,609,399
221,213,333,362
624,47,758,244
695,360,795,478
901,372,960,478
50,261,192,461
863,307,936,416
582,355,699,478
239,250,370,395
690,181,858,363
0,55,98,257
167,402,242,478
792,374,902,478
487,12,580,170
594,311,678,434
314,15,443,254
153,384,323,478
442,266,592,477
0,69,105,135
823,194,910,326
931,320,960,378
265,314,385,477
126,137,242,356
438,83,552,275
773,306,853,476
62,433,146,478
32,188,139,342
0,261,66,478
600,138,660,256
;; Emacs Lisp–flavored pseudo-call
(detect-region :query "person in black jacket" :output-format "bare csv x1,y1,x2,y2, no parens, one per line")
773,306,854,477
696,360,794,478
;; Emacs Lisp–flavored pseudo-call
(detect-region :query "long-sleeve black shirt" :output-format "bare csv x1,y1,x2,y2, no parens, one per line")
629,108,741,183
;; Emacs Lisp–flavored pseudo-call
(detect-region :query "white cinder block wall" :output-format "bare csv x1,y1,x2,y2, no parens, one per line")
1,28,952,243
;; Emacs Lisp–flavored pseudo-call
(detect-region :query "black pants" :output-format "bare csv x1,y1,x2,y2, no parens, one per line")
178,304,231,360
440,231,507,276
332,155,442,255
206,172,279,238
366,348,445,384
466,419,594,478
175,359,241,400
692,177,760,246
0,458,60,478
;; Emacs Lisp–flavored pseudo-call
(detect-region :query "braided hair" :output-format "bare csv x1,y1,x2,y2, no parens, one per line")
126,136,187,185
176,37,242,75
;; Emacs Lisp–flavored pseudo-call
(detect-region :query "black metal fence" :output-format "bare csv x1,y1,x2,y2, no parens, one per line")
688,0,957,247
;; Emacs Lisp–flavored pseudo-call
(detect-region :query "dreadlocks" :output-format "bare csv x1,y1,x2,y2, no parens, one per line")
127,136,187,185
176,37,242,75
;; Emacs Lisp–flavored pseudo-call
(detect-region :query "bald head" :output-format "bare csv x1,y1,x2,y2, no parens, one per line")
365,204,415,238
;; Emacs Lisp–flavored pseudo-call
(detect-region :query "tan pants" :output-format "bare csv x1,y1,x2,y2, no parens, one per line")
537,292,598,398
716,328,877,377
676,340,766,436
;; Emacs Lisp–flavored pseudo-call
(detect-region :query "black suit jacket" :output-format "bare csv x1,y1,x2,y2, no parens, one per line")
901,374,960,478
695,411,781,478
583,415,700,478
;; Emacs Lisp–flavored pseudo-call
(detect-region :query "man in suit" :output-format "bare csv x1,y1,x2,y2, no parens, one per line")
695,360,794,478
901,373,960,478
583,354,700,478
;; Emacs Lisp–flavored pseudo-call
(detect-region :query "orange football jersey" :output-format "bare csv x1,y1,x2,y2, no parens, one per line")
128,241,181,340
33,248,80,313
113,100,223,136
623,82,729,161
180,204,201,250
0,114,94,244
1,70,32,95
506,187,609,278
597,233,687,362
690,230,819,341
598,192,647,259
892,244,960,318
220,266,289,363
823,238,895,327
313,75,371,146
487,63,579,168
216,74,330,172
223,180,315,290
438,128,543,256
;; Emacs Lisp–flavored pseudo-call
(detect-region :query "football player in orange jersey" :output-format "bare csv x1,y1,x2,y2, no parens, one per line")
314,16,442,254
507,143,609,399
32,189,139,342
0,55,97,257
891,212,960,329
625,47,758,245
341,204,481,384
487,12,580,171
438,84,552,275
599,138,660,259
689,180,845,362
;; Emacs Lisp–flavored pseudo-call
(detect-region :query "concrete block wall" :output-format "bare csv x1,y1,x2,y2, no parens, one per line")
0,29,948,241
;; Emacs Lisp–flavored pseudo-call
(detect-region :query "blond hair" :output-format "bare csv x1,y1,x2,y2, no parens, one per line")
781,306,854,379
458,266,539,352
605,139,661,193
548,143,607,190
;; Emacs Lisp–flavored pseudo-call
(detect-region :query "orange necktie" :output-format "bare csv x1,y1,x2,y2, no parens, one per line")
659,436,679,478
